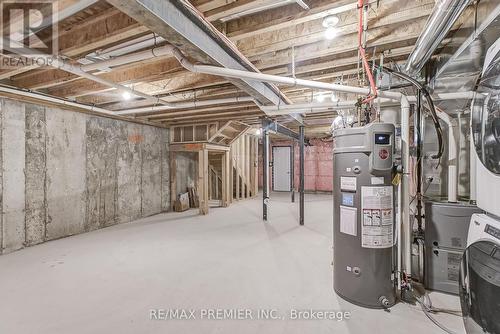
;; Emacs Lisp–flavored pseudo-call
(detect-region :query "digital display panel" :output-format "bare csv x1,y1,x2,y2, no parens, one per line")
485,224,500,241
342,193,354,206
375,134,391,145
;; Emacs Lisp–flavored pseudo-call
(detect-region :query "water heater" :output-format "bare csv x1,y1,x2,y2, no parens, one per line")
332,122,396,308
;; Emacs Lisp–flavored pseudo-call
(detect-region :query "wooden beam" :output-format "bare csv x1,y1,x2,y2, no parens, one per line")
170,151,177,208
224,0,379,41
149,109,262,122
4,8,148,82
250,17,428,69
139,103,257,119
237,0,434,58
198,148,209,215
107,0,288,107
42,57,182,97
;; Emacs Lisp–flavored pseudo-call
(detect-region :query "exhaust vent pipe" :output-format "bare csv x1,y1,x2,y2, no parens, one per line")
405,0,473,76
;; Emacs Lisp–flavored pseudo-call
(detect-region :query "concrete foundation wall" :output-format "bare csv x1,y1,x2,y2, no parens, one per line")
0,98,170,254
174,152,198,197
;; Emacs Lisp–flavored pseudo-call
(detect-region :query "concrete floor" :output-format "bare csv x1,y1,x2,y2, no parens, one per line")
0,193,464,334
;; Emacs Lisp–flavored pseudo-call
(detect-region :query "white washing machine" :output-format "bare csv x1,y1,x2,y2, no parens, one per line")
467,214,500,247
471,36,500,219
459,38,500,334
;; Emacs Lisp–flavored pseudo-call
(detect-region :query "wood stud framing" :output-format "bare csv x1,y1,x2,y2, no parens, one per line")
169,129,258,215
0,0,441,132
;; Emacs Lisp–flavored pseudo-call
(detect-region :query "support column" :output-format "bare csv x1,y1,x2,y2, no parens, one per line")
253,137,259,197
262,122,270,221
198,149,209,215
299,126,305,225
222,151,231,207
170,151,177,210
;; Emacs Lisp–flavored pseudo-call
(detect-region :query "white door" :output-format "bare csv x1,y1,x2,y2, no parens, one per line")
273,146,291,191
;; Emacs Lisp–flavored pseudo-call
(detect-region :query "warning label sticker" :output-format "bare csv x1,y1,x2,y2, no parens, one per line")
361,186,394,248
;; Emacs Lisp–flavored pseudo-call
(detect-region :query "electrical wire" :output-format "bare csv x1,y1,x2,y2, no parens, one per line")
377,66,444,160
408,285,462,334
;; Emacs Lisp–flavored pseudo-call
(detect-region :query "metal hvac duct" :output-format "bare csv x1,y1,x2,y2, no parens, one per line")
404,0,473,76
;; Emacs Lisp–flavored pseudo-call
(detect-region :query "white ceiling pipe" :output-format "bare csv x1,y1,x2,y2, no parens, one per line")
400,95,412,280
261,99,398,114
49,58,171,106
116,96,255,115
2,42,171,107
81,45,175,72
0,85,114,115
260,92,482,116
436,110,458,203
0,0,99,80
3,44,258,114
90,35,165,59
182,63,403,100
263,100,359,111
407,91,483,102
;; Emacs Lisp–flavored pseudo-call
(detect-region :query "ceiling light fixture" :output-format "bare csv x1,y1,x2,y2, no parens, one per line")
323,15,340,40
324,27,338,40
322,15,339,28
122,91,132,100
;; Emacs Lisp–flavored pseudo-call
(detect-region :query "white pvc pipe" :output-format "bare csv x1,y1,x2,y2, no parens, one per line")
116,96,255,115
400,96,412,279
397,179,402,290
0,85,114,115
82,45,175,72
436,111,458,202
469,100,477,202
262,92,480,115
80,34,166,64
3,45,256,114
170,47,398,99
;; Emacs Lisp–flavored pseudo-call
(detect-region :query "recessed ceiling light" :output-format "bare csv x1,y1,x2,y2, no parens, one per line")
322,15,339,28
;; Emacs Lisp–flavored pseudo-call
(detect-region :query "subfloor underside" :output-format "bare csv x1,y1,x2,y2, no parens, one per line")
0,193,464,334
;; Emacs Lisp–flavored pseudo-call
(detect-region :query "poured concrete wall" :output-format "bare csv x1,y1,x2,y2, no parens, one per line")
174,152,198,197
0,98,170,254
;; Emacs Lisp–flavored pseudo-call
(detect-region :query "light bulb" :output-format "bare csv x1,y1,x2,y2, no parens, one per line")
122,92,132,100
324,27,338,40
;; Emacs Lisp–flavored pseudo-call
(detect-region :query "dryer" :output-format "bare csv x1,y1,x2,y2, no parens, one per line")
459,37,500,334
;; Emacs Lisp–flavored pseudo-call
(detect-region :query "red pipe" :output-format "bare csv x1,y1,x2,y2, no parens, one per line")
358,0,377,103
